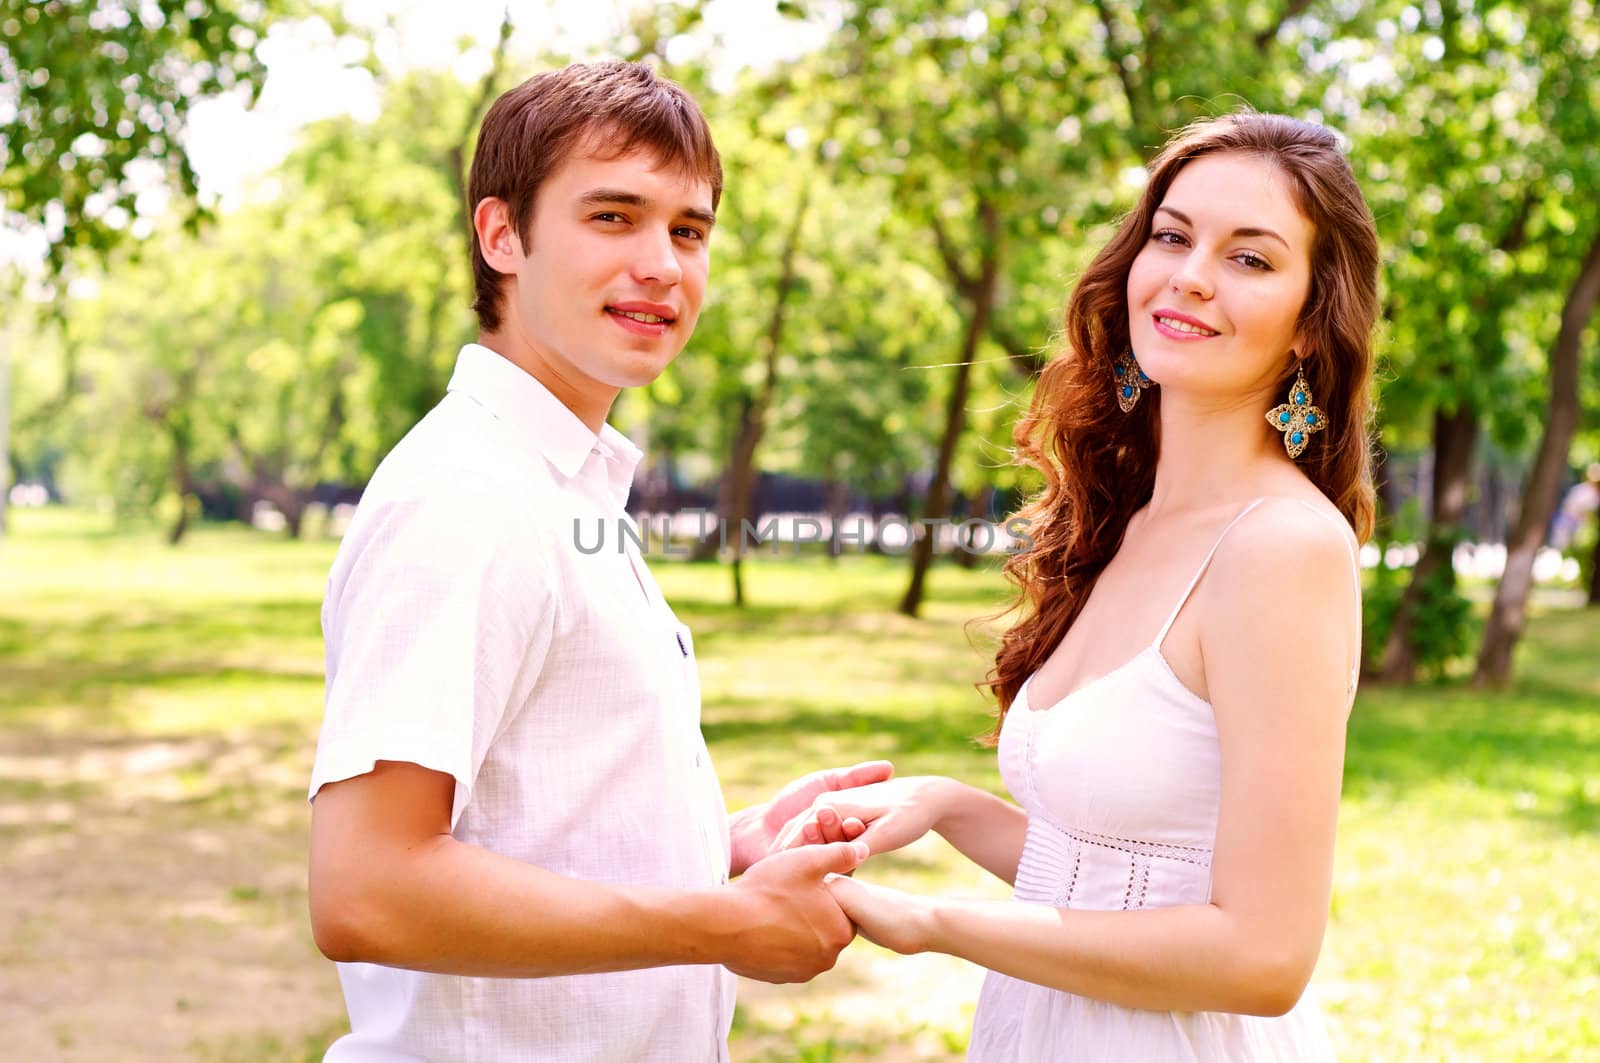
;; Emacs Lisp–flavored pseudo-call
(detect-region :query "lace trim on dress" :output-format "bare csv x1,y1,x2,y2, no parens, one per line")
1050,821,1213,869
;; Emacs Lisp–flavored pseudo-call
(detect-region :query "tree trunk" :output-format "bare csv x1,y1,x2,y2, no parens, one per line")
900,200,1002,617
167,416,194,546
689,476,731,562
953,486,994,570
0,318,11,538
722,398,765,598
692,177,816,583
1476,228,1600,685
448,9,514,263
1372,440,1396,541
253,478,310,540
825,478,850,564
705,396,761,596
1378,403,1479,682
280,491,307,540
1588,526,1600,607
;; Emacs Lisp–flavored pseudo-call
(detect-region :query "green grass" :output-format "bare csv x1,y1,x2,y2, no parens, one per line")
1,506,1596,1060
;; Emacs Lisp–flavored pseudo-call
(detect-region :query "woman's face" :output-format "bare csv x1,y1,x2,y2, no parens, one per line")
1126,152,1314,407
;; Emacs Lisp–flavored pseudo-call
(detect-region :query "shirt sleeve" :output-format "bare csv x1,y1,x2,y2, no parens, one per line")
309,482,557,828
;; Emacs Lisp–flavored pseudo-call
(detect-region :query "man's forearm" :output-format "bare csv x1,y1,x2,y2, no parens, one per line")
312,833,743,977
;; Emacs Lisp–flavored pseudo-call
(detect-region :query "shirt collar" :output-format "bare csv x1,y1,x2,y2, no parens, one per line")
446,343,643,505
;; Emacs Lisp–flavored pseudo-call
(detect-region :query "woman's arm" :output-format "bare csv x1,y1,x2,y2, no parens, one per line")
930,781,1030,885
829,507,1360,1016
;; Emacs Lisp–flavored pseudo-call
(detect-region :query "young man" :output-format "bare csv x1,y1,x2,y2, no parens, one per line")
307,61,889,1061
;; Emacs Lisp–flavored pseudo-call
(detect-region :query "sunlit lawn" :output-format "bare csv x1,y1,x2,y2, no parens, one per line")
1,506,1596,1060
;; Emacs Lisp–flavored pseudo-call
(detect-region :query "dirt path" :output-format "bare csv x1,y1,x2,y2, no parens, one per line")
1,729,347,1060
1,728,994,1061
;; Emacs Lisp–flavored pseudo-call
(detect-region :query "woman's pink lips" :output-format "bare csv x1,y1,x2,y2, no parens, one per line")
1152,314,1220,341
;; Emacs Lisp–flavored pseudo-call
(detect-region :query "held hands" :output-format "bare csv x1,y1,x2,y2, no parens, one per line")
774,776,956,858
725,841,870,983
824,873,937,956
729,760,894,876
722,763,946,982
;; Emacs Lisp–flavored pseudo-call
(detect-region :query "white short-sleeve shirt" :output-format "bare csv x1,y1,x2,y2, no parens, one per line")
310,343,735,1062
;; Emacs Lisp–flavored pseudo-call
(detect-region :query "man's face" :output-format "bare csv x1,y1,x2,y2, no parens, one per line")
498,147,715,410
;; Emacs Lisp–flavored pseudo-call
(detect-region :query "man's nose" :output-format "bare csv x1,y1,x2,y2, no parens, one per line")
631,228,682,286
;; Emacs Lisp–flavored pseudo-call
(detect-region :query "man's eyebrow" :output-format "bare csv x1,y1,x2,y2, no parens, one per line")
580,188,648,209
682,206,717,228
1155,205,1289,250
579,188,716,228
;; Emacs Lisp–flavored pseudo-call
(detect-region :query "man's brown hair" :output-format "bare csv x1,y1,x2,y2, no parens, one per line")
467,60,723,332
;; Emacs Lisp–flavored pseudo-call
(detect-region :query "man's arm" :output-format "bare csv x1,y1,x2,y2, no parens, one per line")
309,760,868,983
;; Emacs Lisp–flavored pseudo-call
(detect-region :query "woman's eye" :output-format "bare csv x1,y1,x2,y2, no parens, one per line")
1235,251,1272,271
1152,229,1187,246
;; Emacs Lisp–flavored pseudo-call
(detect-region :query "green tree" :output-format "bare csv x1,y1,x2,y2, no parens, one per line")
1353,0,1550,681
825,0,1359,615
1,0,279,533
1474,226,1600,681
1345,0,1599,684
279,22,518,462
1,0,277,270
59,231,231,542
636,29,953,605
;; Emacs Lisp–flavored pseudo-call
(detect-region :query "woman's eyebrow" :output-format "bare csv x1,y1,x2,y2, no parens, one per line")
1155,205,1289,250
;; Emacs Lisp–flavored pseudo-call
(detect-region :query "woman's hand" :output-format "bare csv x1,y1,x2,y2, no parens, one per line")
728,760,893,877
774,776,958,857
823,873,937,955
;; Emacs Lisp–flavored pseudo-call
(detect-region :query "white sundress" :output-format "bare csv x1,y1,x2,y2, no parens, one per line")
968,497,1359,1061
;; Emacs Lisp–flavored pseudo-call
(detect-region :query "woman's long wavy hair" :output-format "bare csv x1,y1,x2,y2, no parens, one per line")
982,111,1380,741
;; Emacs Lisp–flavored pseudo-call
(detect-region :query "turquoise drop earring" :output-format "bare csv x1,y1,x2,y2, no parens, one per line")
1113,350,1153,412
1267,364,1326,459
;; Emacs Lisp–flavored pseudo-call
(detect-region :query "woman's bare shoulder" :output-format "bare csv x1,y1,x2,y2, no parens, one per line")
1208,494,1358,601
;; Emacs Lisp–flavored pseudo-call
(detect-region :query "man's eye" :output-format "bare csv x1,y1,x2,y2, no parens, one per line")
674,227,705,241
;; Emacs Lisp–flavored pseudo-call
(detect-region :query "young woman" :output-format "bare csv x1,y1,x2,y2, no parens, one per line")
784,111,1380,1058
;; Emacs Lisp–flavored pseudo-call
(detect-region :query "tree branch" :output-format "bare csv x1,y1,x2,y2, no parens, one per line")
449,7,515,248
931,213,976,299
1497,189,1536,253
1255,0,1314,52
1092,0,1146,137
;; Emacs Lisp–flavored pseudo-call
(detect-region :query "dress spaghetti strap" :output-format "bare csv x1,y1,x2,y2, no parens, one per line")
1150,497,1270,649
1149,495,1364,700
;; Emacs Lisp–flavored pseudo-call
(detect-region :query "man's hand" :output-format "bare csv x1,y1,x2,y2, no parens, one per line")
722,841,869,983
728,760,893,876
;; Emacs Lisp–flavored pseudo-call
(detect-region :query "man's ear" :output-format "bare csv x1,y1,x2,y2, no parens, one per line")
473,197,524,273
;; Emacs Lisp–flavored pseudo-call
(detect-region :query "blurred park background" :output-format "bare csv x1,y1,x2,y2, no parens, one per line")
2,0,1598,1059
